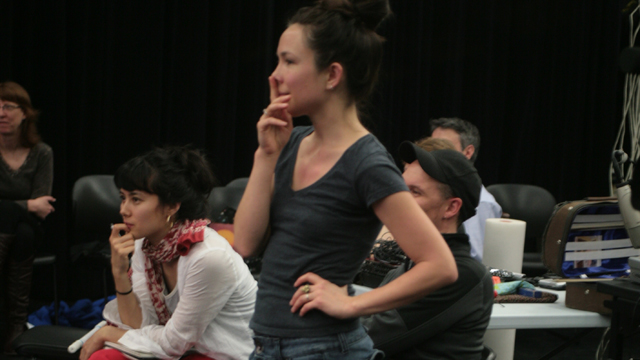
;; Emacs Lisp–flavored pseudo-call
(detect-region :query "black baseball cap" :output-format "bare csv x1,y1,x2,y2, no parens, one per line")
398,142,482,222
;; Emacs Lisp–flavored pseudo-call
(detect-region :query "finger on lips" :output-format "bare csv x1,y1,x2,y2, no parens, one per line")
268,101,290,110
110,223,126,236
269,76,279,101
262,119,289,129
261,101,289,119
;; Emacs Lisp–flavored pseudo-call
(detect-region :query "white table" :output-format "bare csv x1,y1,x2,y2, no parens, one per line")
352,285,610,330
487,289,610,329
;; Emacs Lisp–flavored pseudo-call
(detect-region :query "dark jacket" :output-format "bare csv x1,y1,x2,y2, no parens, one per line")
361,233,494,360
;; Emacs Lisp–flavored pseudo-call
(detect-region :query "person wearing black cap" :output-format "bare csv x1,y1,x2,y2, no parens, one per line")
361,139,494,360
430,117,502,262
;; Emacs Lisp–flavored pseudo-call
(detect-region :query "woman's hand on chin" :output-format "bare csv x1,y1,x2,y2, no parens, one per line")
257,76,293,157
289,272,355,319
109,223,136,276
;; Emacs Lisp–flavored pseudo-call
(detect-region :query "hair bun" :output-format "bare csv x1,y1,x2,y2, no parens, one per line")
181,148,217,195
319,0,392,31
158,146,216,196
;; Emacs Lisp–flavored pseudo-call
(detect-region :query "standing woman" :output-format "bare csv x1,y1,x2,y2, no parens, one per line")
80,147,257,360
234,0,458,359
0,81,55,353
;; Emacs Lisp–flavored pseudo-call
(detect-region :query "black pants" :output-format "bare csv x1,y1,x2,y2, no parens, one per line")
0,201,42,262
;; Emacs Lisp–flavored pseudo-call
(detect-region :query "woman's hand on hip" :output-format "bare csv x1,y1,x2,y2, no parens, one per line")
290,272,354,319
257,76,293,156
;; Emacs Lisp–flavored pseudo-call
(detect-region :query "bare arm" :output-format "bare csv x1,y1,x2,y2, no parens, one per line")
110,224,142,328
233,151,277,257
234,76,293,257
291,191,457,317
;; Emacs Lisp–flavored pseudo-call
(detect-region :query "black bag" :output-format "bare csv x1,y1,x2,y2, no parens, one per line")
354,240,406,288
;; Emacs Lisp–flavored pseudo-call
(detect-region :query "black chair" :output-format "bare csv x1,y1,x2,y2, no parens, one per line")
14,212,61,326
32,253,59,324
486,184,557,277
13,325,89,360
225,177,249,189
207,178,264,277
68,175,122,302
13,176,121,358
208,180,247,221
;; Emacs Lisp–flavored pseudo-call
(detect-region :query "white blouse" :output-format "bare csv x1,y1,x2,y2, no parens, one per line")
103,227,257,360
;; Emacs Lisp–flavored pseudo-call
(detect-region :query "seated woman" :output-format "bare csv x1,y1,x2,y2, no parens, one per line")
0,81,55,354
80,146,257,360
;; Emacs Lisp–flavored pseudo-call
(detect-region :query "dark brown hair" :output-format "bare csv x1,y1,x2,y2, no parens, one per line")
429,117,481,164
289,0,392,106
0,81,41,147
114,146,217,222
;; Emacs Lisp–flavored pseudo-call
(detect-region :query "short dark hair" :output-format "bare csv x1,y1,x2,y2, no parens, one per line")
412,137,459,225
429,117,481,164
289,0,392,107
114,146,217,222
0,81,41,148
399,143,482,225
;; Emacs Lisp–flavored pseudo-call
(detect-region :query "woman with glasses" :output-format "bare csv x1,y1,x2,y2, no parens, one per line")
0,81,55,354
80,146,256,360
234,0,458,358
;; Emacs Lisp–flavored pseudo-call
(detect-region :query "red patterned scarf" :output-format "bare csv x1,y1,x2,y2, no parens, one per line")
141,218,210,325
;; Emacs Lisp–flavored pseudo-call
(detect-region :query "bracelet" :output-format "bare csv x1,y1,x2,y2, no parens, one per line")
116,288,133,296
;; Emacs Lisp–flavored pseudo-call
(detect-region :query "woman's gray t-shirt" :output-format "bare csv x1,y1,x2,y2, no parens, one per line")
250,126,408,338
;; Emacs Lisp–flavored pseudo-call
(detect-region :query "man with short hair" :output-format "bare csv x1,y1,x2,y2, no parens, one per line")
362,140,494,360
430,117,502,262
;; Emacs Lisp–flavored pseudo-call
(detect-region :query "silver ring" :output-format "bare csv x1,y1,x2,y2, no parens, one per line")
263,108,268,115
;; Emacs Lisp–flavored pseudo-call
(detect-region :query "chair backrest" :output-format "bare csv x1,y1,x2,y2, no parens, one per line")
71,175,122,244
226,177,249,189
208,179,247,221
486,184,557,253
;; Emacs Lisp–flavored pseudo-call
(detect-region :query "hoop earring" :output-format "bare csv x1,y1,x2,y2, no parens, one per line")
167,215,175,228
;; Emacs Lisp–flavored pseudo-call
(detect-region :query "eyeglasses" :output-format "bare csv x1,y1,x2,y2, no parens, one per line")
0,104,21,111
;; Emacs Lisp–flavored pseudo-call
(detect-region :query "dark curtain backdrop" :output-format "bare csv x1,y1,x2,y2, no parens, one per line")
0,0,628,296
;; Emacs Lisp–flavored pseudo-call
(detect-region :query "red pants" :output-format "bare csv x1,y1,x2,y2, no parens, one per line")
89,348,214,360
